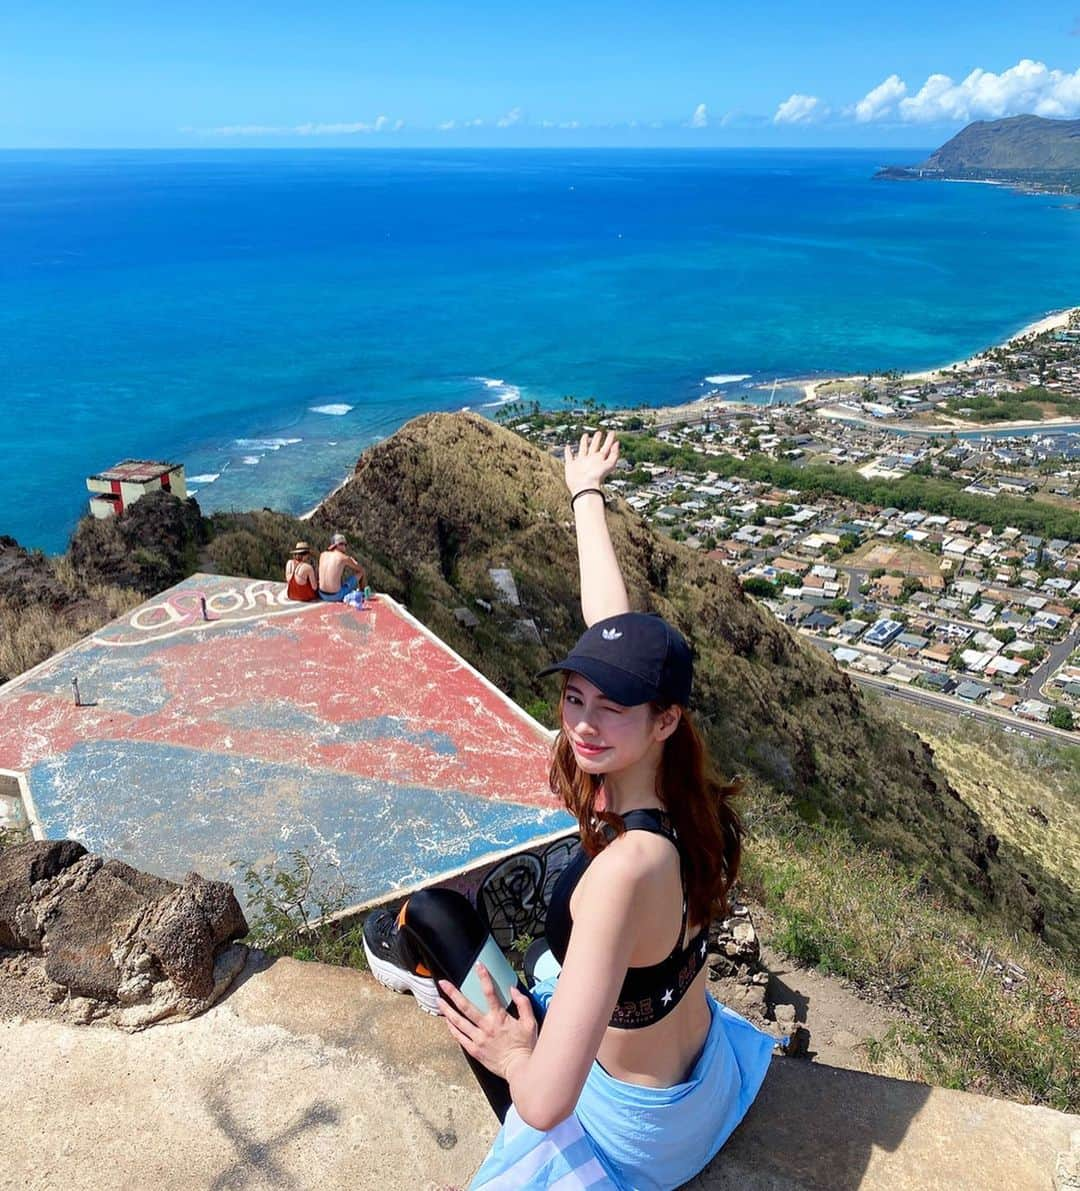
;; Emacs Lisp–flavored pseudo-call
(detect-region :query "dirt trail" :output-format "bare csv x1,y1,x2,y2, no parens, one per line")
759,943,906,1069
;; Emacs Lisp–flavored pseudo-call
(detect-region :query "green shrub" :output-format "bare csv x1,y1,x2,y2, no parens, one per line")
234,850,367,969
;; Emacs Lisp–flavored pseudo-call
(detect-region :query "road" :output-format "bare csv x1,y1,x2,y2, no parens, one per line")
803,642,1077,745
1032,626,1079,698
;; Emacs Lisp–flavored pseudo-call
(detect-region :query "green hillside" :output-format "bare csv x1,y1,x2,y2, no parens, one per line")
308,413,1065,948
878,115,1080,191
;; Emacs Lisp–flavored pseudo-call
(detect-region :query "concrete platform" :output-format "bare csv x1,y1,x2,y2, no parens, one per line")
0,576,572,914
1,956,1075,1191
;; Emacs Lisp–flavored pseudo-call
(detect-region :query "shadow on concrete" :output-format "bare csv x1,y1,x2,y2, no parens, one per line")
205,1090,341,1191
217,947,276,1003
689,1059,933,1190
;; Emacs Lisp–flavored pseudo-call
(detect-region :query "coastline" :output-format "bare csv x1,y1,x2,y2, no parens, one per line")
779,305,1080,421
267,304,1080,527
300,471,353,522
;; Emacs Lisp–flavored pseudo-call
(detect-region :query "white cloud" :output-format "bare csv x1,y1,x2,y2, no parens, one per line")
209,124,284,136
687,103,708,129
295,122,374,135
774,94,825,124
200,118,404,137
846,60,1080,124
854,74,907,123
496,106,524,127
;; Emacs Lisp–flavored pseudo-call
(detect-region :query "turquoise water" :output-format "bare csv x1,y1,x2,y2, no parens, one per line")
2,149,1078,552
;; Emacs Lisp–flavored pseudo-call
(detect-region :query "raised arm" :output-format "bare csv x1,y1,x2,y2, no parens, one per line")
564,430,630,626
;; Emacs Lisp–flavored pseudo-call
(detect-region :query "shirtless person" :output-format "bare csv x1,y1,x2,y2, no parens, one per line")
318,533,366,602
284,542,318,602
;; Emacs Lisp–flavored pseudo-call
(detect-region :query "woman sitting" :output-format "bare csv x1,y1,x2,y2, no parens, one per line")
284,541,318,602
362,431,773,1190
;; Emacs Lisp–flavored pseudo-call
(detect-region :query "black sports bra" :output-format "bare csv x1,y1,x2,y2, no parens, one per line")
545,808,710,1030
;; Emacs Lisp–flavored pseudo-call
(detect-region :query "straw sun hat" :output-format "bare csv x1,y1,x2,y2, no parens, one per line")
290,541,312,555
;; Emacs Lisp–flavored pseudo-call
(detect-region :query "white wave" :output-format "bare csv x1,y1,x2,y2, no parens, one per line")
474,376,522,407
232,437,301,451
241,455,260,465
188,473,220,484
310,403,354,416
703,374,752,385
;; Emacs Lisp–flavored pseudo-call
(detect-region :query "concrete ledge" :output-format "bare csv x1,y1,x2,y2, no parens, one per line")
0,955,1075,1190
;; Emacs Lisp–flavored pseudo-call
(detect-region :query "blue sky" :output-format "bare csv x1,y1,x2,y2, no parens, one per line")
2,1,1078,148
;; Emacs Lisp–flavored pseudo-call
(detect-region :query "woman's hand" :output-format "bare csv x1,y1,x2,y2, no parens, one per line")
564,430,620,498
438,964,538,1081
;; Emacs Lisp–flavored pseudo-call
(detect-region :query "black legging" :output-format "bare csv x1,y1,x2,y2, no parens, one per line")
401,888,539,1122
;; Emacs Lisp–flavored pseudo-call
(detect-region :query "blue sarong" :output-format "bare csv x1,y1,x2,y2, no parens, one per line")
470,980,774,1191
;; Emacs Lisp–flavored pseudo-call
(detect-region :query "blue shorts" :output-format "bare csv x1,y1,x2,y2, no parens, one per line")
318,575,359,602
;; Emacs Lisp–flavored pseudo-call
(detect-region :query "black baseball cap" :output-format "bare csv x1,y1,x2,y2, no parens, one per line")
537,612,693,707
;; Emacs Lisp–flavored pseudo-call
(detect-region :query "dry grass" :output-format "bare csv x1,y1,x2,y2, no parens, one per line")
745,808,1080,1111
888,701,1079,958
0,561,141,685
849,540,943,578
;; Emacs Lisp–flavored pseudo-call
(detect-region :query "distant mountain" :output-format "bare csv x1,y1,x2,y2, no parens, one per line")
921,115,1080,172
878,115,1080,191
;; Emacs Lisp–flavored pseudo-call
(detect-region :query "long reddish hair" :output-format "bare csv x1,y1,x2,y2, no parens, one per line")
549,682,743,927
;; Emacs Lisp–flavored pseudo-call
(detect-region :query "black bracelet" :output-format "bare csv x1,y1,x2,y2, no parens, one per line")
570,487,606,510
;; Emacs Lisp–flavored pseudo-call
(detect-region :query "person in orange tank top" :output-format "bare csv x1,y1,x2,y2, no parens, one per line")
284,542,318,601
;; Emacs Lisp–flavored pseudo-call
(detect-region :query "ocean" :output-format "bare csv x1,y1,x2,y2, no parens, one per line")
2,148,1079,553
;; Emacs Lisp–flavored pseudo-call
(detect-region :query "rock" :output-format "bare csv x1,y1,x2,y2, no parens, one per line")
0,839,87,949
487,568,520,607
733,982,767,1017
44,864,149,999
711,907,760,974
752,971,769,986
783,1025,811,1058
66,996,103,1025
774,1003,798,1028
1028,805,1050,826
0,839,248,1029
708,955,742,980
68,489,205,596
132,873,248,1000
510,618,542,644
453,607,480,629
114,944,250,1031
0,536,71,612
